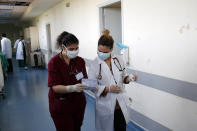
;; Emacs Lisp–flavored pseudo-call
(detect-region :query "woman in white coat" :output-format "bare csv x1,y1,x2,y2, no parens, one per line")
16,38,27,68
88,30,137,131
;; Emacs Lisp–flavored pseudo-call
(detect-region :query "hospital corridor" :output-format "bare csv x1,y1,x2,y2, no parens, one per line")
0,0,197,131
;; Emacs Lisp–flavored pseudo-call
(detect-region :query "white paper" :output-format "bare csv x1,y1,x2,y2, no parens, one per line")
82,79,97,90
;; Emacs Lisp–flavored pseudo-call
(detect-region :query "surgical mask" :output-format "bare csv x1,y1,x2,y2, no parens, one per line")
67,49,79,59
97,51,110,61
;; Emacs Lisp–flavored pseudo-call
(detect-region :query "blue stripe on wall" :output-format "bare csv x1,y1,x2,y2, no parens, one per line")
129,108,171,131
126,69,197,102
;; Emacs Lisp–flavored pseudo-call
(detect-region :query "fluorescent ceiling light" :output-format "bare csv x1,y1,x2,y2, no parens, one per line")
0,1,30,6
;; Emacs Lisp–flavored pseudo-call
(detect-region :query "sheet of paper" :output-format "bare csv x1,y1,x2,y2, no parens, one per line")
82,79,97,90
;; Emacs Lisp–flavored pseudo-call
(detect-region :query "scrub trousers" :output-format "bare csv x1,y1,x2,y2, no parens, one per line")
52,113,84,131
18,60,26,67
114,109,126,131
18,54,27,68
7,59,13,72
49,94,86,131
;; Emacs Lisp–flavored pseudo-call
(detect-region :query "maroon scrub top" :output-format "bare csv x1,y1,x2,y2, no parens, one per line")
48,53,87,119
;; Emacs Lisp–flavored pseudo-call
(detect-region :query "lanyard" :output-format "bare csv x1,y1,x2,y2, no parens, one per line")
68,63,79,75
60,52,80,76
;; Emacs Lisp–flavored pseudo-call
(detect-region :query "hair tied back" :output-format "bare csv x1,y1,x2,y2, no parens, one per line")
102,29,110,36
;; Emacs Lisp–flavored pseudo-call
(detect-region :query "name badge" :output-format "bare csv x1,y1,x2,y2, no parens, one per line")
75,72,84,80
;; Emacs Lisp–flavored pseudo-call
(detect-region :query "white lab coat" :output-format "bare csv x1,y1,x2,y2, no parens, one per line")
88,54,131,131
16,41,24,60
1,37,12,59
14,39,20,49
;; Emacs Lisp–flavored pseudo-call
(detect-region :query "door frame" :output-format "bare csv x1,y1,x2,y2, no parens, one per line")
46,23,52,61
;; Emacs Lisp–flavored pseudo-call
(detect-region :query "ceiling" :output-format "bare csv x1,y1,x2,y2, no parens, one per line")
0,0,63,24
22,0,63,21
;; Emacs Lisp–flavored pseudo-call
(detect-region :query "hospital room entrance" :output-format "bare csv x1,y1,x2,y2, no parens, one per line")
99,1,122,54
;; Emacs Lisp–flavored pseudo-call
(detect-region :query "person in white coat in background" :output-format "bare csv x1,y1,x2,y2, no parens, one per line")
88,29,138,131
14,36,23,49
16,36,27,69
1,33,13,72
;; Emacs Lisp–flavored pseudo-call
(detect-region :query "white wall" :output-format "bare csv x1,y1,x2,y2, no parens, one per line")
123,0,197,84
122,0,197,130
33,0,109,62
125,83,197,131
32,0,197,130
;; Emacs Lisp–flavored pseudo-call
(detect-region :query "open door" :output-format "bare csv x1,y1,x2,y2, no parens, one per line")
99,1,122,55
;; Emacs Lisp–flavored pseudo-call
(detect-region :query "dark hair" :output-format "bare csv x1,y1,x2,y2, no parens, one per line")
2,33,6,37
98,29,114,49
57,31,79,48
20,36,24,39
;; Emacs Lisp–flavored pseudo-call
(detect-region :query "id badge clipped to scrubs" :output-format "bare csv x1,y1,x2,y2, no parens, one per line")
75,72,84,80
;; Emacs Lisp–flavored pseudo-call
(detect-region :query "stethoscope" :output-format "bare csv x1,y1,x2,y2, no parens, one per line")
97,57,125,81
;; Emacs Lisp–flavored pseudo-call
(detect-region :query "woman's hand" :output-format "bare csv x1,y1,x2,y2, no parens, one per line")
124,74,138,84
100,85,121,97
66,84,87,93
128,74,138,82
131,74,138,81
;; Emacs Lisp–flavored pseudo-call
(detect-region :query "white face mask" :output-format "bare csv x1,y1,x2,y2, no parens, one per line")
97,51,111,61
67,49,79,59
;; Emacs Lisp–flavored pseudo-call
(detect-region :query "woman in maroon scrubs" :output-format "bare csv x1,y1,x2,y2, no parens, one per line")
48,31,87,131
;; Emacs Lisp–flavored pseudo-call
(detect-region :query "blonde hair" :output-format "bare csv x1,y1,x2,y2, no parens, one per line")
102,29,110,36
